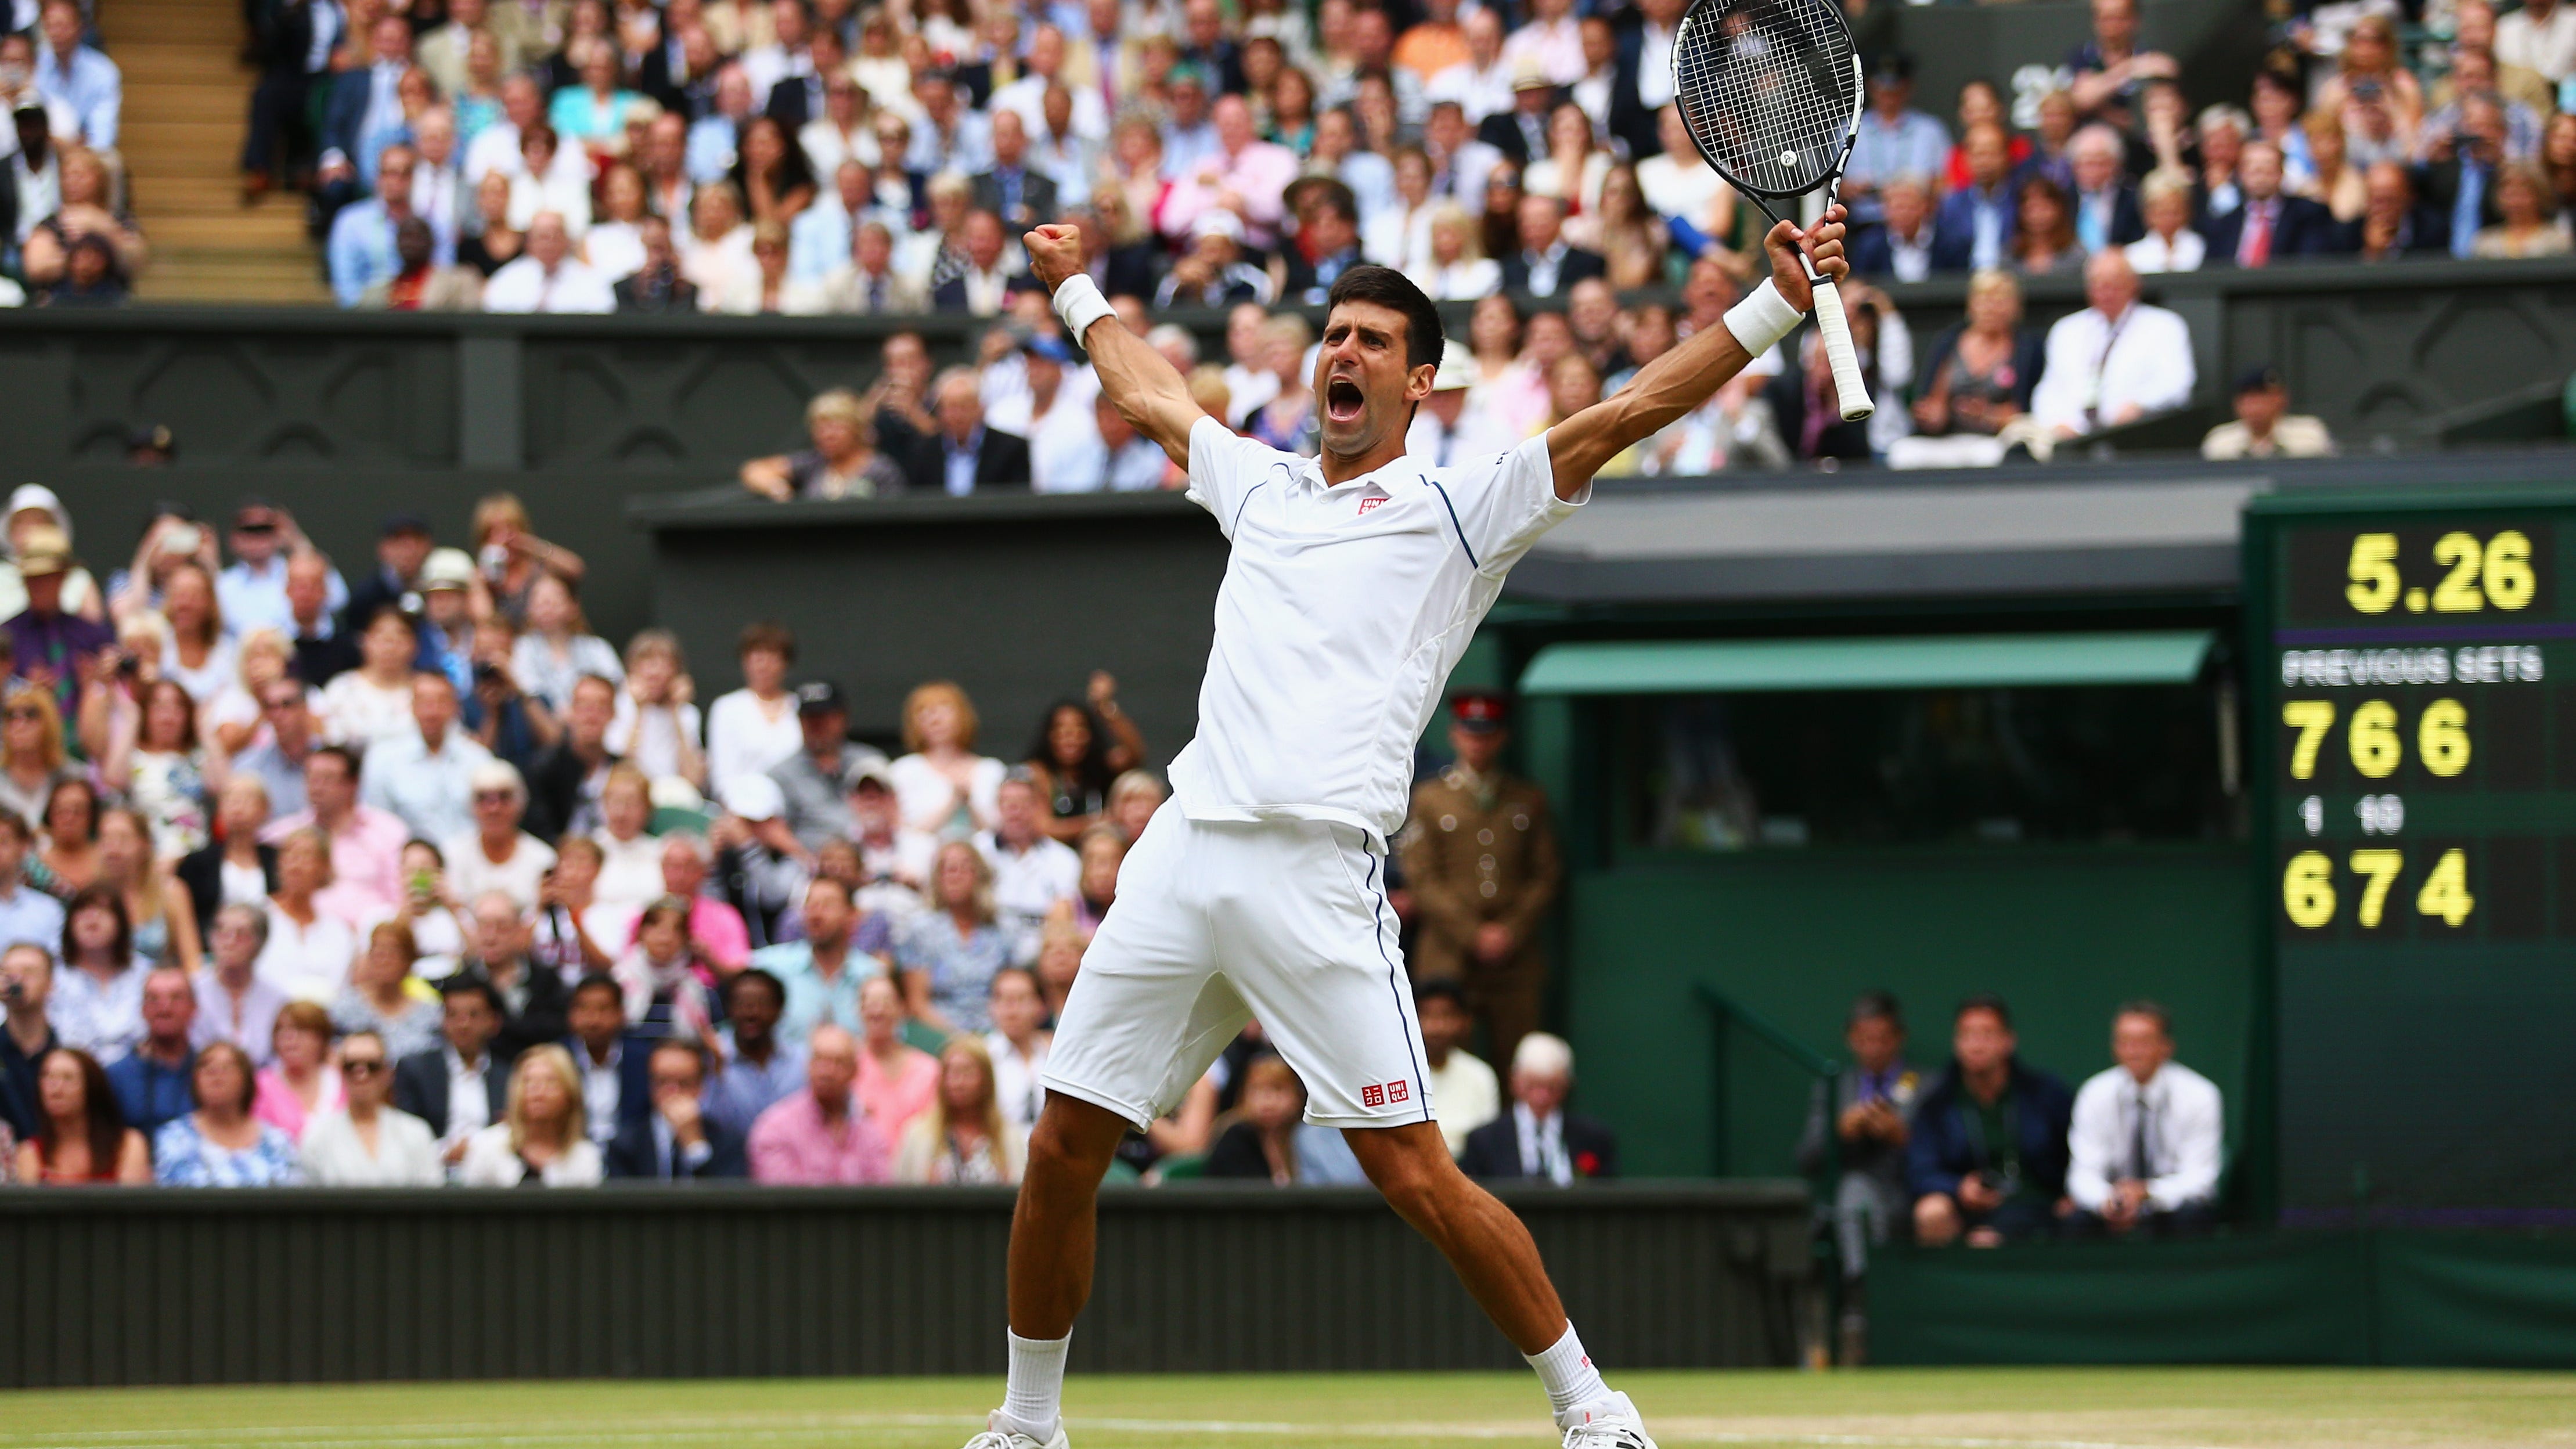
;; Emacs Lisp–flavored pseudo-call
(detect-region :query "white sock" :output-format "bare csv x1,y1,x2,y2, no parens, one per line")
1525,1322,1611,1422
997,1329,1071,1440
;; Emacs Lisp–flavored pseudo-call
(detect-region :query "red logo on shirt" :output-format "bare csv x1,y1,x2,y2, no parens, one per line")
1361,1083,1386,1107
1388,1080,1410,1103
1357,496,1385,514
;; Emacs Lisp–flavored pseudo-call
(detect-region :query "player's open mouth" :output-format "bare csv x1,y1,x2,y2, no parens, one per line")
1324,377,1365,424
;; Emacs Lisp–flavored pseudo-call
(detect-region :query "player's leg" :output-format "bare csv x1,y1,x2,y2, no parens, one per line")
1223,821,1656,1447
976,803,1237,1449
1341,1124,1652,1446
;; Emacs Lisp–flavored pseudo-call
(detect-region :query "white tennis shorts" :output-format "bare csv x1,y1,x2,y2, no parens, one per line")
1040,801,1437,1131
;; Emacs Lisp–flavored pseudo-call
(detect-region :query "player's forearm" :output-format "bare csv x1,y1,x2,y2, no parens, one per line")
1076,313,1205,468
1550,316,1755,491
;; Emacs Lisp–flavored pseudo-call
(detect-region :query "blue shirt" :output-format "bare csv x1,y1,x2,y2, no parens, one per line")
942,427,986,497
686,115,742,184
153,1113,304,1187
787,201,855,284
0,882,66,957
754,928,891,1049
35,44,120,149
107,1048,195,1138
326,199,403,308
218,556,348,638
1846,108,1950,217
2451,160,2489,261
706,1031,805,1138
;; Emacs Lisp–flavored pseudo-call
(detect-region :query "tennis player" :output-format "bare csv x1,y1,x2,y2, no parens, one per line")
963,208,1848,1449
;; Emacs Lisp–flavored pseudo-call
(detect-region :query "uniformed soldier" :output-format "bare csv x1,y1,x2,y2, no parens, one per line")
1401,693,1561,1070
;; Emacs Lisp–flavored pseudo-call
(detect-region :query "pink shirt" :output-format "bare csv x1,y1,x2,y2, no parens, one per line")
1163,139,1299,244
263,805,408,924
686,897,750,971
746,1090,893,1184
858,1044,940,1145
251,1065,344,1144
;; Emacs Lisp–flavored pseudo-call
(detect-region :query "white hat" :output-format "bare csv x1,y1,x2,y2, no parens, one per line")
418,547,477,591
1190,208,1245,243
725,773,784,822
1432,340,1477,392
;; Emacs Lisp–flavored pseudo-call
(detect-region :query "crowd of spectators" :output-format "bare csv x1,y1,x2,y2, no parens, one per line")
0,484,1608,1189
182,0,2560,466
1,0,147,304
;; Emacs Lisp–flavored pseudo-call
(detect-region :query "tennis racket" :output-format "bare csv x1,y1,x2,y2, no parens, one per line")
1670,0,1872,420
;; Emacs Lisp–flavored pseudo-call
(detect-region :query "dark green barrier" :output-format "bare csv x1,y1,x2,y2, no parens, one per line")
1872,1230,2576,1367
6,258,2573,473
0,1181,1810,1387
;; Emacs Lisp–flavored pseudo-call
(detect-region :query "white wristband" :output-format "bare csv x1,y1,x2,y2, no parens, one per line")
1051,273,1116,347
1722,277,1804,357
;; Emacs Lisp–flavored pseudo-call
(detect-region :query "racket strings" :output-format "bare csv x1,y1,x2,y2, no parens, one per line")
1673,0,1855,193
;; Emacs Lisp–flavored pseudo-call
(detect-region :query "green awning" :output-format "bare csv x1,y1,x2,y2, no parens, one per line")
1517,632,2216,695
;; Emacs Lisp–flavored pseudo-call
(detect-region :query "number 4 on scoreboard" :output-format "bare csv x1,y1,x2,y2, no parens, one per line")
2280,848,2477,929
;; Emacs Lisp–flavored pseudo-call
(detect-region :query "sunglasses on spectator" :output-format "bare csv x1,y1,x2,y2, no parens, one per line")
343,1058,386,1076
473,790,516,803
3,708,39,722
650,1072,698,1091
262,695,302,711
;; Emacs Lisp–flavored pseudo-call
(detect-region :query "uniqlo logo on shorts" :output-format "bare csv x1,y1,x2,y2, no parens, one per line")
1388,1081,1410,1103
1361,1083,1386,1108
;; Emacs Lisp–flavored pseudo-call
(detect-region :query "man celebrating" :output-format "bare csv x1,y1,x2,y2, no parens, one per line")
962,205,1848,1449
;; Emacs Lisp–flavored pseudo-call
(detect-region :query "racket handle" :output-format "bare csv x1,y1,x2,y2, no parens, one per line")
1810,278,1875,423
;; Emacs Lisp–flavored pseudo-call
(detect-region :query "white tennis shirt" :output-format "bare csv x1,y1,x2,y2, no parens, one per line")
1168,416,1585,848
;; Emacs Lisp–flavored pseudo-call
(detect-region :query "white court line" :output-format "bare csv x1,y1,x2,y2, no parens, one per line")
0,1412,2247,1449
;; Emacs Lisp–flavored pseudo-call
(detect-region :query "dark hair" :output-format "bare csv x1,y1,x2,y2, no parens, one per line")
33,1046,125,1174
726,966,787,1010
1954,992,2013,1030
1414,978,1469,1011
0,808,32,844
440,976,506,1015
361,601,415,636
403,836,443,865
2116,999,2173,1036
650,1036,708,1079
61,883,132,965
988,964,1042,1000
737,621,797,664
1847,990,1904,1029
1325,265,1444,374
192,1040,260,1115
44,775,98,841
1024,698,1116,801
569,974,625,1011
313,744,363,784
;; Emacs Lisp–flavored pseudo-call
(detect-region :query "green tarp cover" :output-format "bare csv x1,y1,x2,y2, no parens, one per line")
1517,632,2217,695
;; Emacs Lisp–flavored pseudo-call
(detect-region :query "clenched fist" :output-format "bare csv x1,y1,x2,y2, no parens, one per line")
1024,224,1086,292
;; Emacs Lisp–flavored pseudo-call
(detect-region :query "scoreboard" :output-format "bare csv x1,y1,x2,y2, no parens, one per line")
2245,486,2576,1220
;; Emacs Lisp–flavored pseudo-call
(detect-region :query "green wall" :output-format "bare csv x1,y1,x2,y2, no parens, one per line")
1562,846,2254,1179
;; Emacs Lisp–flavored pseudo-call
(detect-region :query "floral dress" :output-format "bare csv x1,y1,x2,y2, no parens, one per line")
152,1115,304,1187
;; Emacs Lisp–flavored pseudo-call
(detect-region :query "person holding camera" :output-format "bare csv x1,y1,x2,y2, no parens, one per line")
1906,993,2073,1248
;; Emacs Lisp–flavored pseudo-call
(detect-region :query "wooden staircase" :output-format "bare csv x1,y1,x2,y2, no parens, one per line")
102,0,329,302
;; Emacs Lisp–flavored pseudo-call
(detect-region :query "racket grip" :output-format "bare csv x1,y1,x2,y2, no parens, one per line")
1810,279,1875,423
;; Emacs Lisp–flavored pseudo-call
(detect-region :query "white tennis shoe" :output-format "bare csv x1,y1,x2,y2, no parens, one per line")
960,1414,1069,1449
1559,1391,1659,1449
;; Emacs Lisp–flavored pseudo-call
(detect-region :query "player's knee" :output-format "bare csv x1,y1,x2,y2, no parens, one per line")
1914,1192,1961,1246
1350,1130,1459,1222
1026,1095,1126,1187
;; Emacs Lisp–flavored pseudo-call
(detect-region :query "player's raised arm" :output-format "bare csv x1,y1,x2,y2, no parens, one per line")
1025,225,1209,469
1543,208,1850,499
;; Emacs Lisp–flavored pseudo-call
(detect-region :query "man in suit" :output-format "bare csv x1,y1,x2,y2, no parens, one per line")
928,210,1029,316
971,110,1060,232
457,894,574,1062
1932,121,2016,272
1849,175,1939,282
1478,60,1558,167
818,219,931,313
607,1039,750,1179
2202,140,2336,265
1460,1033,1619,1184
312,14,420,228
613,215,701,311
905,368,1033,495
2066,124,2145,255
2344,160,2451,260
1607,0,1680,164
1797,992,1922,1279
2418,92,2511,259
564,975,653,1148
1498,193,1605,297
394,978,514,1167
1278,183,1366,306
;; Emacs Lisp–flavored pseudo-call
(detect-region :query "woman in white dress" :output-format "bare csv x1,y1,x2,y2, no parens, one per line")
317,607,420,751
703,622,801,809
887,681,1006,840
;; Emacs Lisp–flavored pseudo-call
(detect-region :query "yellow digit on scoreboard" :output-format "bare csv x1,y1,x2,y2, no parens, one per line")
2283,852,2335,929
2282,701,2335,780
2347,850,2403,928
